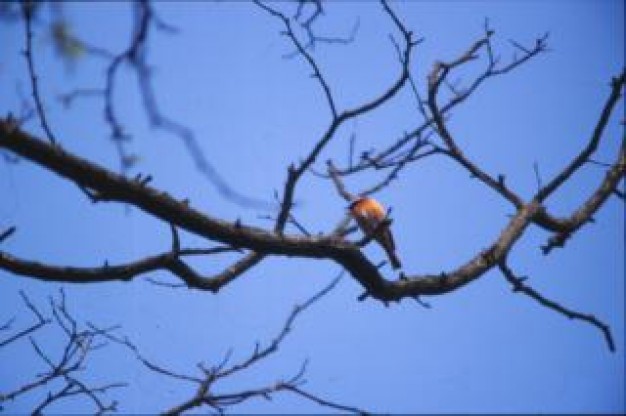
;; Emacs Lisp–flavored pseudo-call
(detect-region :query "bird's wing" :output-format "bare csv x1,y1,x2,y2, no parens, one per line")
355,215,375,235
380,227,396,251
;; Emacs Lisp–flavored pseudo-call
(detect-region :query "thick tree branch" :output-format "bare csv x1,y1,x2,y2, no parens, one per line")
541,139,625,254
377,200,542,299
0,239,261,293
0,119,379,286
530,69,625,244
426,39,624,249
0,118,622,306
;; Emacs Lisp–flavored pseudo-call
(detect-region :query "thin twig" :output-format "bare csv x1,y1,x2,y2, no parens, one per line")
21,2,57,144
499,260,615,352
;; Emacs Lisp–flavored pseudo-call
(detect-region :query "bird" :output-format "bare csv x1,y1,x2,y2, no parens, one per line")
348,196,402,270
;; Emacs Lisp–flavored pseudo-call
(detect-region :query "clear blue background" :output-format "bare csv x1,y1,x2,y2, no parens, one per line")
0,1,624,413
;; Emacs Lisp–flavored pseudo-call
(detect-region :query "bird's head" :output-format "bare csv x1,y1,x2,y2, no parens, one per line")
346,196,367,211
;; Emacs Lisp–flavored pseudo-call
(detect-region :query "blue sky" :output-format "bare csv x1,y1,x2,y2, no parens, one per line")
0,1,624,413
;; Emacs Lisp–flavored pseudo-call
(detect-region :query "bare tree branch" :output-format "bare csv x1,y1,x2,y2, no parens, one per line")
0,5,622,367
426,31,532,209
0,232,260,293
536,71,625,202
253,1,418,236
280,384,368,415
328,29,547,191
0,290,125,413
0,226,16,243
289,0,360,58
541,137,625,254
21,1,57,145
0,291,50,348
0,4,621,416
255,1,338,118
1,115,622,306
96,273,366,414
499,260,615,352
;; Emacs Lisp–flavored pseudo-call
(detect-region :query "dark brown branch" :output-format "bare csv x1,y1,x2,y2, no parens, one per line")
386,201,542,299
0,119,621,305
541,138,625,254
1,222,252,292
0,119,376,282
0,250,177,284
0,243,262,293
424,34,625,260
168,251,265,292
426,35,527,209
499,260,615,352
332,30,546,186
536,70,625,201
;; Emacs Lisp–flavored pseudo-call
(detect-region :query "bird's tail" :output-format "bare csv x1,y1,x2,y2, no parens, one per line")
385,247,402,270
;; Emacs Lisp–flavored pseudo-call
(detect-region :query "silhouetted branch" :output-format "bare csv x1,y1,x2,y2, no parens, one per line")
328,29,547,187
280,384,368,415
0,291,49,348
255,0,338,118
0,231,258,293
21,1,56,145
260,0,416,235
0,290,125,413
426,31,533,209
0,226,16,243
1,117,621,307
327,159,355,202
540,137,625,254
0,5,622,363
97,273,365,414
499,260,615,352
289,0,360,57
536,70,625,202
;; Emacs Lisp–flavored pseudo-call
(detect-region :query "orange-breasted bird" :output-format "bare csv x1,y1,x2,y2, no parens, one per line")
348,196,402,270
